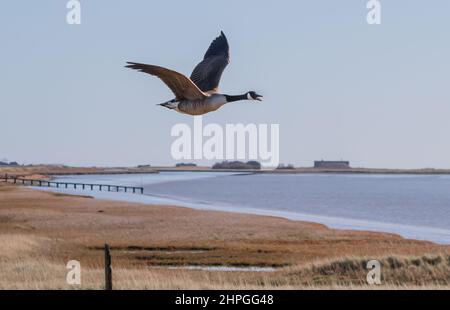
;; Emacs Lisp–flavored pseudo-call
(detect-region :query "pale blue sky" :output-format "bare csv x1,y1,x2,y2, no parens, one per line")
1,1,449,168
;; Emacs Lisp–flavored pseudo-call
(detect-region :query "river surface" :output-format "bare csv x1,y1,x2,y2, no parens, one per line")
36,172,450,244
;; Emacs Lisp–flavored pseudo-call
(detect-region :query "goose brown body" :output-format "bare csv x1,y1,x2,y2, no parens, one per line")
126,32,262,115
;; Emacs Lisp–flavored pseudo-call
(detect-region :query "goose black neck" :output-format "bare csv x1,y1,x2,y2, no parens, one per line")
225,94,247,103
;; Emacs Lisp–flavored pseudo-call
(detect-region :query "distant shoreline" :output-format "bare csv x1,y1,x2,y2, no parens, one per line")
3,165,450,178
157,167,450,175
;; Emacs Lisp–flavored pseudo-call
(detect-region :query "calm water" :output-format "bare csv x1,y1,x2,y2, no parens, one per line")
44,172,450,244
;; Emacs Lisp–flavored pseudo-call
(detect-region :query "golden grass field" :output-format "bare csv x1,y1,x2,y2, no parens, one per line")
1,173,450,289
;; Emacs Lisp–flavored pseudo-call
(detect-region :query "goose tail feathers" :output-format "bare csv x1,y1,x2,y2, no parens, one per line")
158,99,179,110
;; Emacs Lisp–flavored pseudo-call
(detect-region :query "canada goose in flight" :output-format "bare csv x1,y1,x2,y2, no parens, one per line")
126,31,262,115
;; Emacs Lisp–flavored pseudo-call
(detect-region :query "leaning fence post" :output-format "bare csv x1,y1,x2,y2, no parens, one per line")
104,244,112,290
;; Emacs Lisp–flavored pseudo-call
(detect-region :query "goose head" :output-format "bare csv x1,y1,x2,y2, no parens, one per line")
247,91,263,101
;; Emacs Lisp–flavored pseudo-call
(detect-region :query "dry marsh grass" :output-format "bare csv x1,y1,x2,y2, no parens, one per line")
1,182,450,289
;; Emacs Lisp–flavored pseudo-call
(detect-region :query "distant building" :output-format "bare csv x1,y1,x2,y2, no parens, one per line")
314,160,350,169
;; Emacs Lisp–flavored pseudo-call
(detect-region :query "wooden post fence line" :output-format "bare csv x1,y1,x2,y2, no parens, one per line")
104,244,112,290
1,174,144,195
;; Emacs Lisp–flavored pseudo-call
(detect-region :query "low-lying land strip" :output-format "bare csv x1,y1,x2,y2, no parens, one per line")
1,180,449,289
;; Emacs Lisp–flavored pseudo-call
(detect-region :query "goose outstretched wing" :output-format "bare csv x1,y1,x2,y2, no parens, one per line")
190,31,230,93
125,62,207,101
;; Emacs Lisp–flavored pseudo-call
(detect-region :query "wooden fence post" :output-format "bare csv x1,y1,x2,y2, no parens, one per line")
104,244,112,290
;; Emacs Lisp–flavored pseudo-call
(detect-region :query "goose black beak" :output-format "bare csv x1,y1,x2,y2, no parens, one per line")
255,94,263,101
